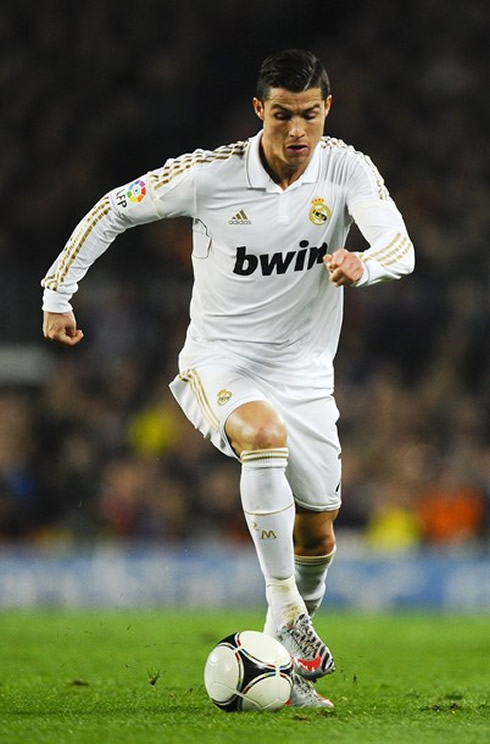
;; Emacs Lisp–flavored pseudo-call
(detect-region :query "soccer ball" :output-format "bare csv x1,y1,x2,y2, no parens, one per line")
204,630,293,712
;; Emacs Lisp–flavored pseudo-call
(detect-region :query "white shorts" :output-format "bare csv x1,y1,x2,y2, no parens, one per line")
169,363,341,512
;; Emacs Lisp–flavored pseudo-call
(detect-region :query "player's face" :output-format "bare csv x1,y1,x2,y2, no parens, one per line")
253,87,332,182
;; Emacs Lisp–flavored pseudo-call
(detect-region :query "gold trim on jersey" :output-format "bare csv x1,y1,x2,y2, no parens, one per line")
150,141,248,191
321,137,389,200
363,233,413,267
178,368,220,431
42,199,111,290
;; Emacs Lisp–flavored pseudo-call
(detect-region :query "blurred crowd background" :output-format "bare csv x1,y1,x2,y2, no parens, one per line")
0,0,488,552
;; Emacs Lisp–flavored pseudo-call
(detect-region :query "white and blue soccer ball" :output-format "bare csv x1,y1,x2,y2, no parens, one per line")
204,630,293,712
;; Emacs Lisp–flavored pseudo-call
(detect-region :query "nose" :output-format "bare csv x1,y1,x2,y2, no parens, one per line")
288,116,306,139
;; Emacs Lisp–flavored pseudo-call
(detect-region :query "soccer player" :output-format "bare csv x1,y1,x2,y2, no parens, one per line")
41,49,415,707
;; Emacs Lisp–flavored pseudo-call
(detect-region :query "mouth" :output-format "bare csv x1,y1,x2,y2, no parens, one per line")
286,143,309,155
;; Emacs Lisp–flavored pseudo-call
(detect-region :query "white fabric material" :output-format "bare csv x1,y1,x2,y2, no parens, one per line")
264,549,337,633
240,450,295,581
240,449,307,628
295,550,336,616
265,576,308,632
42,132,414,396
169,363,342,511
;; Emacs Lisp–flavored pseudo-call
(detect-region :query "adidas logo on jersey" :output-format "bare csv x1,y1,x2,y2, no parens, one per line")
229,209,251,225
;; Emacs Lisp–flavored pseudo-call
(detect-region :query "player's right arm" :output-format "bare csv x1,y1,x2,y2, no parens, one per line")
40,155,199,333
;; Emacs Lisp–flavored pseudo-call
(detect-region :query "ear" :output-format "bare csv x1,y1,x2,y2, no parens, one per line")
324,95,333,117
252,97,265,121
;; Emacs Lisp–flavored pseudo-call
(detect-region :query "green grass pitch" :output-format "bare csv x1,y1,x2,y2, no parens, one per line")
0,609,488,743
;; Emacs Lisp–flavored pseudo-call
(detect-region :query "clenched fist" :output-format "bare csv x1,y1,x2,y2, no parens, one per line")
43,311,84,346
324,249,364,287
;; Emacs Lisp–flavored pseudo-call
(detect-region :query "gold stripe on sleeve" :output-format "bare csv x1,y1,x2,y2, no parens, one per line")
364,232,402,261
321,137,389,200
42,199,111,290
380,239,413,267
150,141,247,191
363,235,412,267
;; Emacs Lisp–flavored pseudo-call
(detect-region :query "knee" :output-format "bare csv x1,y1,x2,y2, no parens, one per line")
247,419,288,451
226,401,288,454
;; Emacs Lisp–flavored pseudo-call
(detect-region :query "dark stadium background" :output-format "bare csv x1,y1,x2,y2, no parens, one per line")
0,0,488,576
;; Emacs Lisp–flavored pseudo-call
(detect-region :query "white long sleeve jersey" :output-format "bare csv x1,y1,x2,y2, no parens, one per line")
42,131,415,389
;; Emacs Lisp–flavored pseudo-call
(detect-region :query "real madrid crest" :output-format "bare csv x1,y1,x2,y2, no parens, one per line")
309,197,331,225
217,389,232,406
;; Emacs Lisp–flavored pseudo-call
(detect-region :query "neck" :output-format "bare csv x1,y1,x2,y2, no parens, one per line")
259,143,308,190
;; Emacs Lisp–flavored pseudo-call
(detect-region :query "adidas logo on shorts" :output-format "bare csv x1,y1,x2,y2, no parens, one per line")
229,209,251,225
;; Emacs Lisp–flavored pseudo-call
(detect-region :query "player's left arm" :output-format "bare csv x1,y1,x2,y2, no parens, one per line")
347,199,415,287
325,155,415,288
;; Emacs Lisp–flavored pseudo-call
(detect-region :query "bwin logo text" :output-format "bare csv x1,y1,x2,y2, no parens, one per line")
233,240,328,276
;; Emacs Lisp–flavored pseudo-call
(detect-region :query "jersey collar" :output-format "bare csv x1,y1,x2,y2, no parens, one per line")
246,130,321,191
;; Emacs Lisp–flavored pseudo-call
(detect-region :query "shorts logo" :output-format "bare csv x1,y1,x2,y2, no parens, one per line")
309,197,331,225
217,389,232,406
127,179,147,203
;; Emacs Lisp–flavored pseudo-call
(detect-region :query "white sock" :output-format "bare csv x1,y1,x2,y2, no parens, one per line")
265,576,307,632
240,448,307,631
263,551,336,635
294,549,336,616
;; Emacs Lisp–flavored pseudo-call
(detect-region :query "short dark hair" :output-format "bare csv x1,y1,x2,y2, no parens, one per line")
256,49,331,101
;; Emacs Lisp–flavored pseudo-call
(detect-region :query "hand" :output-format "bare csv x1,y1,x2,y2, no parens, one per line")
324,249,364,287
43,311,84,346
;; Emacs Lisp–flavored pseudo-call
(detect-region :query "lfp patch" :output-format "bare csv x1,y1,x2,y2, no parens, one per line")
127,179,147,203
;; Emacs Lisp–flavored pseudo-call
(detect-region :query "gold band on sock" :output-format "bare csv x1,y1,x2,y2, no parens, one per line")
294,548,336,567
240,448,289,463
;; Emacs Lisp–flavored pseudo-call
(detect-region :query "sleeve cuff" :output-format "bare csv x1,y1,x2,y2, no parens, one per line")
42,288,73,313
351,256,370,287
